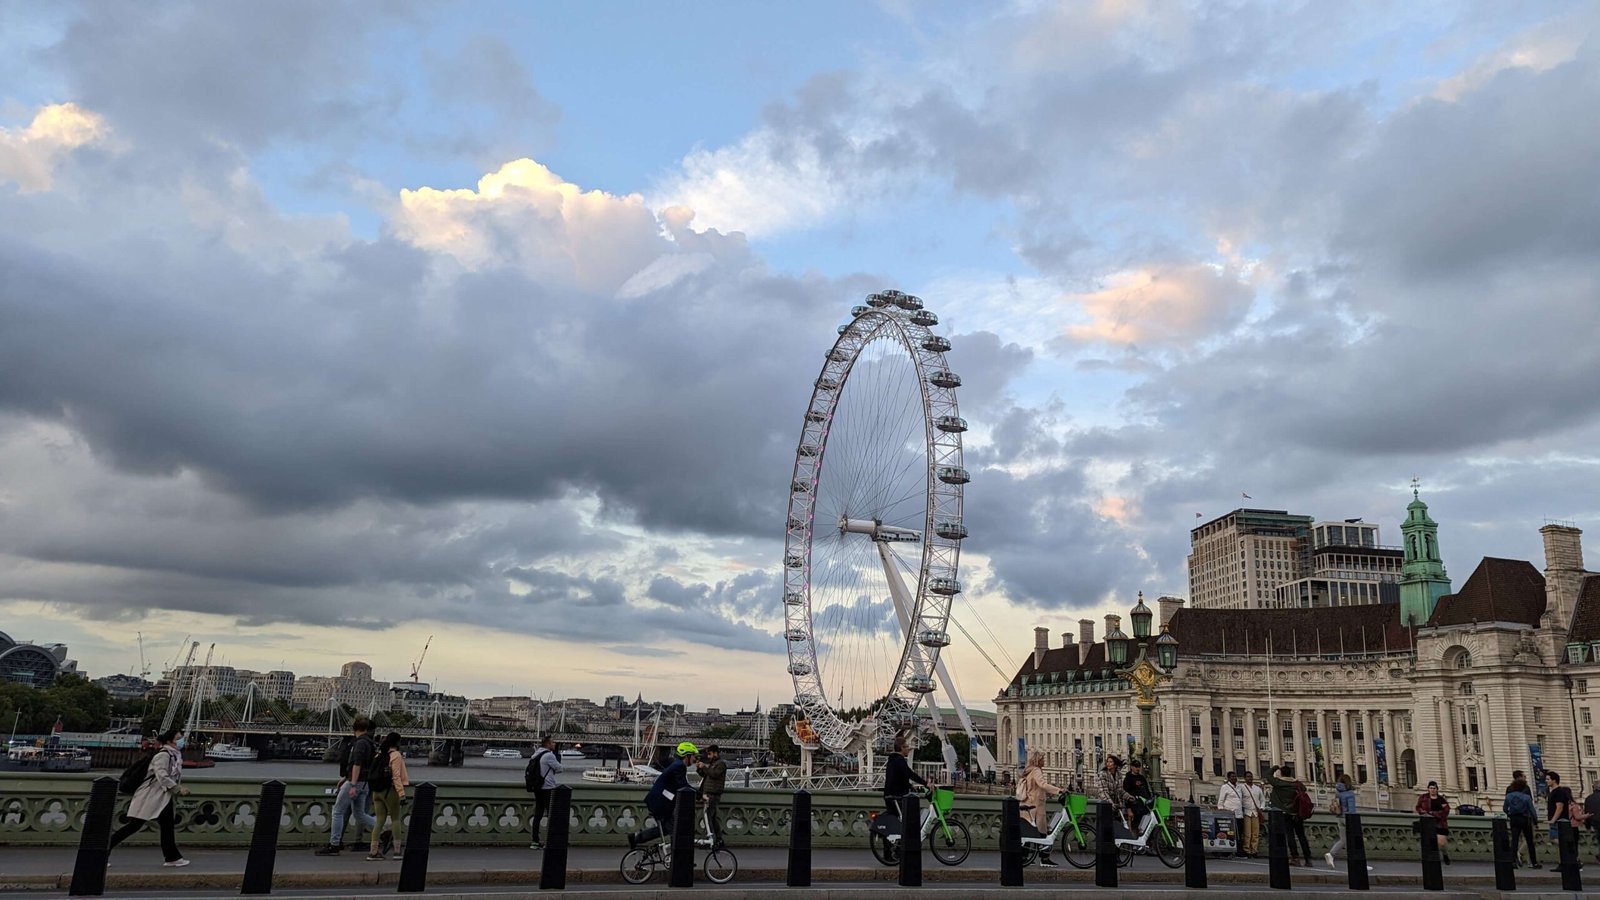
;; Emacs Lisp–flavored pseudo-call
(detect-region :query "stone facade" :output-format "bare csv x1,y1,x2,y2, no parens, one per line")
999,504,1600,811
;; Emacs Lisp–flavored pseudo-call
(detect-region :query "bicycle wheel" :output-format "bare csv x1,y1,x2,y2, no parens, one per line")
869,831,900,866
928,818,971,866
703,849,738,884
1062,826,1095,869
1116,844,1134,868
620,848,653,885
1154,826,1185,868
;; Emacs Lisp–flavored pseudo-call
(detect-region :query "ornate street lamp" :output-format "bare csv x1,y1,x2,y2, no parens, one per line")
1118,638,1173,786
1155,628,1180,671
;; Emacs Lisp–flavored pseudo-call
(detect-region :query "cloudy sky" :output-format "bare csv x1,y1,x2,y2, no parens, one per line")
2,1,1598,712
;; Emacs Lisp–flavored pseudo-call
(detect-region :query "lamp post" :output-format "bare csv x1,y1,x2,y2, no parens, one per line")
1118,628,1179,788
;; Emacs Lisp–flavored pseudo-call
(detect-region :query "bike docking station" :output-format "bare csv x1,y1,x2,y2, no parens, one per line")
537,785,572,891
1183,796,1207,888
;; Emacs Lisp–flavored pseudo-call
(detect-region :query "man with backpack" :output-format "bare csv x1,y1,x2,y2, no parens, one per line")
1266,766,1314,867
524,735,563,850
315,717,380,856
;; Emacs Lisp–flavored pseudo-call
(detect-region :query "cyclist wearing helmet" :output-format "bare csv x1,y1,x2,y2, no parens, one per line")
628,741,699,849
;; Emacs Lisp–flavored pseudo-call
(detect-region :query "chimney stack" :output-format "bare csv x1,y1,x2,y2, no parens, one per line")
1061,631,1073,649
1540,524,1584,631
1033,626,1050,670
1078,619,1095,660
1105,613,1121,637
1157,595,1185,630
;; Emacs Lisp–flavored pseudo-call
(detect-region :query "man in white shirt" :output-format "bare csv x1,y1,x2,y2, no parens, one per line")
1239,771,1266,857
1218,771,1247,857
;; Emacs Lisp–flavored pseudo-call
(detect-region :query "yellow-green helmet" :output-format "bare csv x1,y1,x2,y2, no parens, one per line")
676,741,698,757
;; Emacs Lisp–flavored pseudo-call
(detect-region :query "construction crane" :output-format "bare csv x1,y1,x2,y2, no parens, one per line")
410,635,433,683
159,641,200,734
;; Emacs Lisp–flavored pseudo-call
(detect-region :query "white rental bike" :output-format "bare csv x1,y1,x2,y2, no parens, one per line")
1112,795,1185,868
1018,792,1096,868
868,785,972,866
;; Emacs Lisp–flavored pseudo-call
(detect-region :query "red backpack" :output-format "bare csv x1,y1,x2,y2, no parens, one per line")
1293,789,1315,820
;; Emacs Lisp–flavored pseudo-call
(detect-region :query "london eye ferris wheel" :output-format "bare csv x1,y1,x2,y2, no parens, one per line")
781,290,970,754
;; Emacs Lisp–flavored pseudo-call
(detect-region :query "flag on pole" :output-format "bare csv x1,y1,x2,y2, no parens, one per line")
51,716,63,734
1195,512,1202,519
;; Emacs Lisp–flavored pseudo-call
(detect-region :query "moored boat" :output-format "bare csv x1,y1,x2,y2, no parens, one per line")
1,745,93,773
204,742,259,762
483,747,522,759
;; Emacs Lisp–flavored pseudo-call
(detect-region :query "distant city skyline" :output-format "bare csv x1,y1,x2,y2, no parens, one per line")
3,4,1597,712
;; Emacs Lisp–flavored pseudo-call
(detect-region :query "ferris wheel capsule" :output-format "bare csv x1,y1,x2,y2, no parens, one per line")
921,335,951,352
911,310,938,326
893,294,924,311
929,370,961,389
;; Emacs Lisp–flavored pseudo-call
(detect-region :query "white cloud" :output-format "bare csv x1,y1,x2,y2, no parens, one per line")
394,158,665,293
0,103,106,192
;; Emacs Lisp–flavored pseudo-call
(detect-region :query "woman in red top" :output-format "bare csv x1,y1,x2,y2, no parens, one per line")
1415,781,1451,865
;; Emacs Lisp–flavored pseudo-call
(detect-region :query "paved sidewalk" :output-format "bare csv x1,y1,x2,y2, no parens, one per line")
0,844,1587,895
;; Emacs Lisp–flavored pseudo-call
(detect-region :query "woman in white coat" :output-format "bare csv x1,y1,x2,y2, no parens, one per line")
108,728,190,866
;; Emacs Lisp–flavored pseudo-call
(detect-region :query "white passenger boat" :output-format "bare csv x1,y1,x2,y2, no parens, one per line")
560,748,586,760
581,766,620,783
204,742,259,762
483,747,523,759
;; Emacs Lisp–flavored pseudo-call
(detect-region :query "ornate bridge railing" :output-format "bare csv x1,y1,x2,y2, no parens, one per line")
0,773,1502,859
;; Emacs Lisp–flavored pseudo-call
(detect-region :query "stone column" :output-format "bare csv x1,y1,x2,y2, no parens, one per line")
1438,698,1458,791
1221,707,1234,775
1477,696,1496,796
1243,708,1257,773
1316,709,1331,784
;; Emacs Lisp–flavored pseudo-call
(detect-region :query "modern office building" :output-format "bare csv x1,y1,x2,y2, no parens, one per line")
1189,508,1404,611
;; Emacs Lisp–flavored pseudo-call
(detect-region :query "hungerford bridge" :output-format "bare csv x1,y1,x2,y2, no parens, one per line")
189,720,762,753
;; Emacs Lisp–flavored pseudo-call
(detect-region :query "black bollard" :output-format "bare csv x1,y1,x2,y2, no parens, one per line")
668,786,697,888
1558,820,1583,892
1490,817,1515,892
787,790,812,888
1417,814,1443,891
67,776,118,897
898,793,922,887
1345,812,1370,891
1184,802,1207,888
241,780,287,895
538,785,571,891
1094,800,1118,888
396,783,437,894
999,796,1023,886
1267,810,1291,890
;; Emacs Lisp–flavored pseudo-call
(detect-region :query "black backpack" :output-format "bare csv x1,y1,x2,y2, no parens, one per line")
118,750,156,795
366,747,393,792
525,749,549,792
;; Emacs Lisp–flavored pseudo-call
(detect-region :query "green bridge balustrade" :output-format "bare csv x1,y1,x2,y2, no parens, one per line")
0,774,1502,860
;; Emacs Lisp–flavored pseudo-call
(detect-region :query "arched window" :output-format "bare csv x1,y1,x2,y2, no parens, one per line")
1444,646,1472,670
1408,534,1418,557
1425,534,1436,559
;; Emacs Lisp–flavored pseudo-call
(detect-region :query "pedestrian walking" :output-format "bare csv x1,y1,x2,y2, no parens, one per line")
695,744,728,848
366,731,409,861
1504,775,1539,868
316,716,379,855
524,735,562,849
1015,751,1065,867
1325,774,1370,870
107,728,190,867
1415,780,1451,864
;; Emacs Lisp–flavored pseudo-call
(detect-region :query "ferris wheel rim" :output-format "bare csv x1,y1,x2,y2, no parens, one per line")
781,292,966,753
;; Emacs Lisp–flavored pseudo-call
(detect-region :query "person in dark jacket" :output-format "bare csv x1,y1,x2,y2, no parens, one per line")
1504,777,1539,868
628,742,698,849
883,731,929,818
1265,767,1311,867
695,744,728,848
1122,758,1152,831
1416,781,1452,865
1584,785,1600,862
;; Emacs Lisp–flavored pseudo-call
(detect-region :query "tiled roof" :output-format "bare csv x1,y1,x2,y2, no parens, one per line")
1568,574,1600,644
1426,557,1546,628
1165,604,1412,657
1005,605,1413,686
